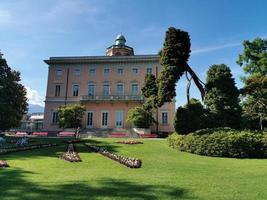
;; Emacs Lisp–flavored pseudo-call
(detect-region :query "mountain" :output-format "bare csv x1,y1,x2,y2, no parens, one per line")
28,104,44,113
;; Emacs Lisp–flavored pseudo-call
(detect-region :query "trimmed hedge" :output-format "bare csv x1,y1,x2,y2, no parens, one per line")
0,143,58,155
168,129,267,158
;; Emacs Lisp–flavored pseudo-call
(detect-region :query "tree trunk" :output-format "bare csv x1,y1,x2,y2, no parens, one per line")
185,72,192,104
185,63,206,100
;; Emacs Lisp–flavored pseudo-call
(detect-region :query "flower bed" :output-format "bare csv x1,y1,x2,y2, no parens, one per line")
61,152,81,162
15,132,28,136
0,143,58,155
57,132,75,137
116,141,143,145
139,134,158,138
32,132,48,137
0,160,9,168
60,144,81,162
85,143,142,168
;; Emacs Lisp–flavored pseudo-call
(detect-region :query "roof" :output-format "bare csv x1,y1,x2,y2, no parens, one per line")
115,34,126,45
44,54,160,65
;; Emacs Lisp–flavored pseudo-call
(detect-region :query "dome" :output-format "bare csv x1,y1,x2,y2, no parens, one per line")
115,34,126,45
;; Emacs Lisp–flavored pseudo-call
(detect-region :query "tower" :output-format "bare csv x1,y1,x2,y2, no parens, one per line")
106,34,134,56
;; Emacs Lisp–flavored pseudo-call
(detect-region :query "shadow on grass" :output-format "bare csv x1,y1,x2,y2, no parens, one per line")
0,138,121,161
0,168,192,200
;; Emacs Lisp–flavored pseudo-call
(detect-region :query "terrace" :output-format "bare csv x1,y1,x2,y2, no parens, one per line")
80,95,145,102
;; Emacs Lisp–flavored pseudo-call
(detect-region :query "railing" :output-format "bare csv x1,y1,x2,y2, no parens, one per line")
81,95,145,101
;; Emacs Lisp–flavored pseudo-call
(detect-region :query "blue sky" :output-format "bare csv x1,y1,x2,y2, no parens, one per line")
0,0,266,107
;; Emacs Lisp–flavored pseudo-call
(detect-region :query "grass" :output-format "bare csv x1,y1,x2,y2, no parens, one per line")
0,137,267,200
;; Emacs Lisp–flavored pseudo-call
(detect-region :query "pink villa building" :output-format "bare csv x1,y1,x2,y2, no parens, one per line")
43,35,175,133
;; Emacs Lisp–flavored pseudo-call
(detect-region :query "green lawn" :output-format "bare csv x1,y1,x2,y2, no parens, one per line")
1,137,267,200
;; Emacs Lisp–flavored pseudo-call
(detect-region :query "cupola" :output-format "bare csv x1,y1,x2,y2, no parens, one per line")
106,34,134,56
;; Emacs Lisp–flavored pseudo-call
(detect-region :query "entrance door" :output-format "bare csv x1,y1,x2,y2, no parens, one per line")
101,111,108,128
87,111,93,128
115,111,123,128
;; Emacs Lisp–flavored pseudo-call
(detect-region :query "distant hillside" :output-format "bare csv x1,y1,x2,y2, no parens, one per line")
28,104,44,113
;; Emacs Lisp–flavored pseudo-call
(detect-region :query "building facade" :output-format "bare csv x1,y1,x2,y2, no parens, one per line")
43,35,175,132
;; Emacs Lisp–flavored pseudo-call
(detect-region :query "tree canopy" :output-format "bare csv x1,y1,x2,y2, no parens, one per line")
57,103,85,129
174,98,205,135
157,27,205,107
241,75,267,130
204,64,242,128
126,106,157,128
237,37,267,79
141,74,158,98
145,27,205,109
134,27,205,130
0,54,28,131
141,74,158,111
237,37,267,130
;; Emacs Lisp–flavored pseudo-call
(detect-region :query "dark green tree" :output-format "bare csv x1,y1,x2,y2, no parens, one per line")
141,74,158,98
237,37,267,130
132,28,205,130
204,64,242,128
0,53,28,131
241,75,267,130
174,98,205,134
157,27,205,107
141,74,158,111
126,106,157,128
58,103,85,128
237,37,267,79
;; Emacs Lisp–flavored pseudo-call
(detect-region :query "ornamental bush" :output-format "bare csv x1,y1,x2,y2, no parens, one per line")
126,107,156,128
168,129,267,158
174,98,205,135
58,104,86,128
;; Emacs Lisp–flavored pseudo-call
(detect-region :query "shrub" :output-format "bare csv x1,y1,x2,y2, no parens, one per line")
174,99,205,135
168,129,267,158
127,107,156,128
58,104,86,128
204,64,242,128
192,127,234,136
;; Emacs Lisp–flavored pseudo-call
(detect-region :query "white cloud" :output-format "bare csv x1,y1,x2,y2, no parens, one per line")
0,9,13,26
41,0,102,25
192,42,241,55
26,86,44,107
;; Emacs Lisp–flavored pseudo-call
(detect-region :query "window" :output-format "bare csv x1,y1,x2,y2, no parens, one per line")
52,112,59,124
161,112,168,125
72,84,79,96
101,111,108,127
89,68,96,75
117,68,124,75
103,68,110,75
115,111,123,128
56,68,63,76
73,68,81,76
55,85,61,96
87,111,93,127
132,68,139,74
88,84,95,96
147,67,152,74
131,84,139,95
116,84,124,95
102,84,110,96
